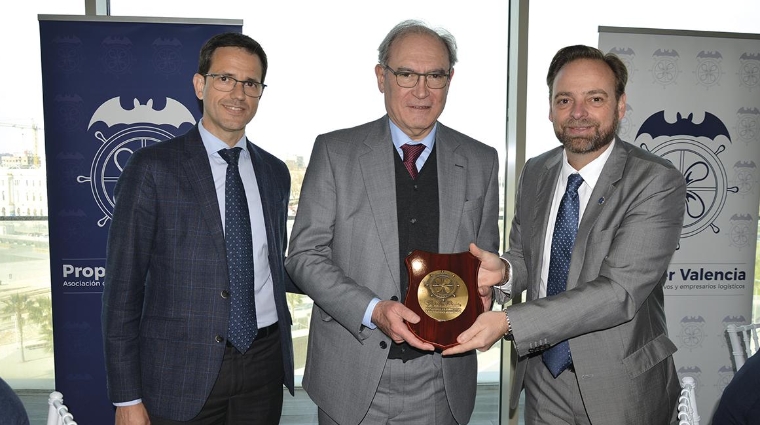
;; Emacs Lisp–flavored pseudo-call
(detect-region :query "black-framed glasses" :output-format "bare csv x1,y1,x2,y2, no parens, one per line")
204,73,267,98
382,65,450,89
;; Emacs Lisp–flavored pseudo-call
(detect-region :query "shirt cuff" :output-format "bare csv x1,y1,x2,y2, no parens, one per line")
362,297,381,329
114,399,142,407
495,257,513,296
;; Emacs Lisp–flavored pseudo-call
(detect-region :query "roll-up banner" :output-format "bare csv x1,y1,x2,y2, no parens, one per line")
599,26,760,415
39,15,242,423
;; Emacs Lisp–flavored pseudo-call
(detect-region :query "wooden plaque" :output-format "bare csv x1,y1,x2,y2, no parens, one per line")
404,250,483,349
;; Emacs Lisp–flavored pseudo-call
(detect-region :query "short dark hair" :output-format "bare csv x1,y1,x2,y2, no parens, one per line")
377,19,458,69
546,45,627,100
198,32,268,83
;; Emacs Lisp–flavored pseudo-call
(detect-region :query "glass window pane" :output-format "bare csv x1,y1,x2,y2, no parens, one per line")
110,0,510,388
0,0,83,391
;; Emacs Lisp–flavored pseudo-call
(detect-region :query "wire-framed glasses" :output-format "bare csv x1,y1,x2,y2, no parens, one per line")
382,65,450,89
204,73,267,98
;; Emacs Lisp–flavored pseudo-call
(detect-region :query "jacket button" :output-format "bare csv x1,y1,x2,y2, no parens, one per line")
379,341,387,349
390,296,399,301
215,335,224,343
221,290,230,299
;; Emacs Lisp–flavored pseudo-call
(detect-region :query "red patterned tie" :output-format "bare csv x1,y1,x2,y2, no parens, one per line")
401,143,426,179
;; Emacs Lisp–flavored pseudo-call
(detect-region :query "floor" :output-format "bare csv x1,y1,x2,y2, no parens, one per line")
18,384,520,425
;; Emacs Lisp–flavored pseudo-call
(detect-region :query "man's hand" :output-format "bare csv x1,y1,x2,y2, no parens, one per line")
115,404,150,425
470,243,507,293
441,311,508,356
372,300,435,351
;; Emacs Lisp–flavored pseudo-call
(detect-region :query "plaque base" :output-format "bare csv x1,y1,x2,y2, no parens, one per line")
404,250,483,349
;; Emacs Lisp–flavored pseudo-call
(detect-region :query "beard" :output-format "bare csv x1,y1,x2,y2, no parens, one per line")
555,109,619,155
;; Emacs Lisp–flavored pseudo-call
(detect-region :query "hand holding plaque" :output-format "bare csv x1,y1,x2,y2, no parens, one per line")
404,250,483,349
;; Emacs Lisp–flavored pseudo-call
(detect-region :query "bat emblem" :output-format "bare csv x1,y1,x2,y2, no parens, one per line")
88,97,195,129
636,111,731,141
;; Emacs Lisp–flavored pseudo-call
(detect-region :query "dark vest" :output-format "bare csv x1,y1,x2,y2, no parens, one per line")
389,143,439,361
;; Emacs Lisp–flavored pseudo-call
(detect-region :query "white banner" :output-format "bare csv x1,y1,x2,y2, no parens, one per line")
599,27,760,417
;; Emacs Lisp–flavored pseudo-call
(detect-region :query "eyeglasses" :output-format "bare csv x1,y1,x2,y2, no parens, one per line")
382,65,450,89
204,74,267,98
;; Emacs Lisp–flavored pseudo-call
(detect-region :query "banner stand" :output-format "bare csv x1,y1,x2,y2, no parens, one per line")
599,26,760,415
39,15,242,423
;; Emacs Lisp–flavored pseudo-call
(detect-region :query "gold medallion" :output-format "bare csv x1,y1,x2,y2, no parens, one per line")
417,270,468,321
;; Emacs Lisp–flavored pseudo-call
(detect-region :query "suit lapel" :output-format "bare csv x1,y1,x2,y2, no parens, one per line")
567,140,626,289
531,150,562,294
436,125,466,253
181,126,226,261
358,117,401,287
248,140,278,263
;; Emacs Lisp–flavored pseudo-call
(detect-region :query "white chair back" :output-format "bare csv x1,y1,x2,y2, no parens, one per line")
46,391,78,425
677,376,700,425
726,323,760,370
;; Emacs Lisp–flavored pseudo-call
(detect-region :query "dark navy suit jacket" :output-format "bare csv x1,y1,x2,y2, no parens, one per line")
102,125,294,421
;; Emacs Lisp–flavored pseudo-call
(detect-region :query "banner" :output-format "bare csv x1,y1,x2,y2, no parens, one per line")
599,27,760,416
39,15,241,423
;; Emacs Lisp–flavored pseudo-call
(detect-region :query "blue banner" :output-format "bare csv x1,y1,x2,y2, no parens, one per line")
39,16,241,423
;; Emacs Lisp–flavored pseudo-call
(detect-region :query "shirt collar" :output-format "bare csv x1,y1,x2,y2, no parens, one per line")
389,119,437,150
561,139,616,190
198,118,248,157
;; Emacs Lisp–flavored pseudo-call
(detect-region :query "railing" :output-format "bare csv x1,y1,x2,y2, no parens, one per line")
46,391,77,425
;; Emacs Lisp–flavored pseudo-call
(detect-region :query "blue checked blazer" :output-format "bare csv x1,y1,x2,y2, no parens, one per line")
102,125,294,421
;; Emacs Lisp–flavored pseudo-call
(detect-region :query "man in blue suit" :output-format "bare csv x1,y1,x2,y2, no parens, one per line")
102,32,294,424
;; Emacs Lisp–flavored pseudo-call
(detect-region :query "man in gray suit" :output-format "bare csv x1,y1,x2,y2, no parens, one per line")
445,45,686,424
102,33,294,424
285,20,499,425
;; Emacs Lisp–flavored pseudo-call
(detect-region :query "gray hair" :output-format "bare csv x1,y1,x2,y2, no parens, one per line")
377,19,458,69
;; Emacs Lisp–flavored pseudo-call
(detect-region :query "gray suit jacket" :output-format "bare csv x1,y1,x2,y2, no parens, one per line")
286,116,499,425
102,125,295,421
502,139,685,424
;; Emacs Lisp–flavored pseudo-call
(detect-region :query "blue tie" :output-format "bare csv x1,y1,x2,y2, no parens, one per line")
219,147,257,353
543,173,584,377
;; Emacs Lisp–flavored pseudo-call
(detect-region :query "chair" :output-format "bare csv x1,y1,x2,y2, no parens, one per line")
46,391,77,425
726,323,760,370
677,376,700,425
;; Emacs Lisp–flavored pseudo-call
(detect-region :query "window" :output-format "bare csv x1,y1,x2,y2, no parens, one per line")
108,0,510,387
0,0,83,389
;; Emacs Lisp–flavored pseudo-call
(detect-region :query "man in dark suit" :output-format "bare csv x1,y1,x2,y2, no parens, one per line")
713,349,760,424
102,32,294,425
285,20,499,425
445,45,686,424
0,377,30,425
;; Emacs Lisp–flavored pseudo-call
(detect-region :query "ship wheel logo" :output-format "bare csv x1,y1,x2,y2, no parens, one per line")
637,111,737,238
78,97,196,226
735,107,760,145
728,214,753,250
424,272,460,300
694,50,723,89
676,316,706,350
716,365,736,394
650,49,681,87
738,53,760,91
